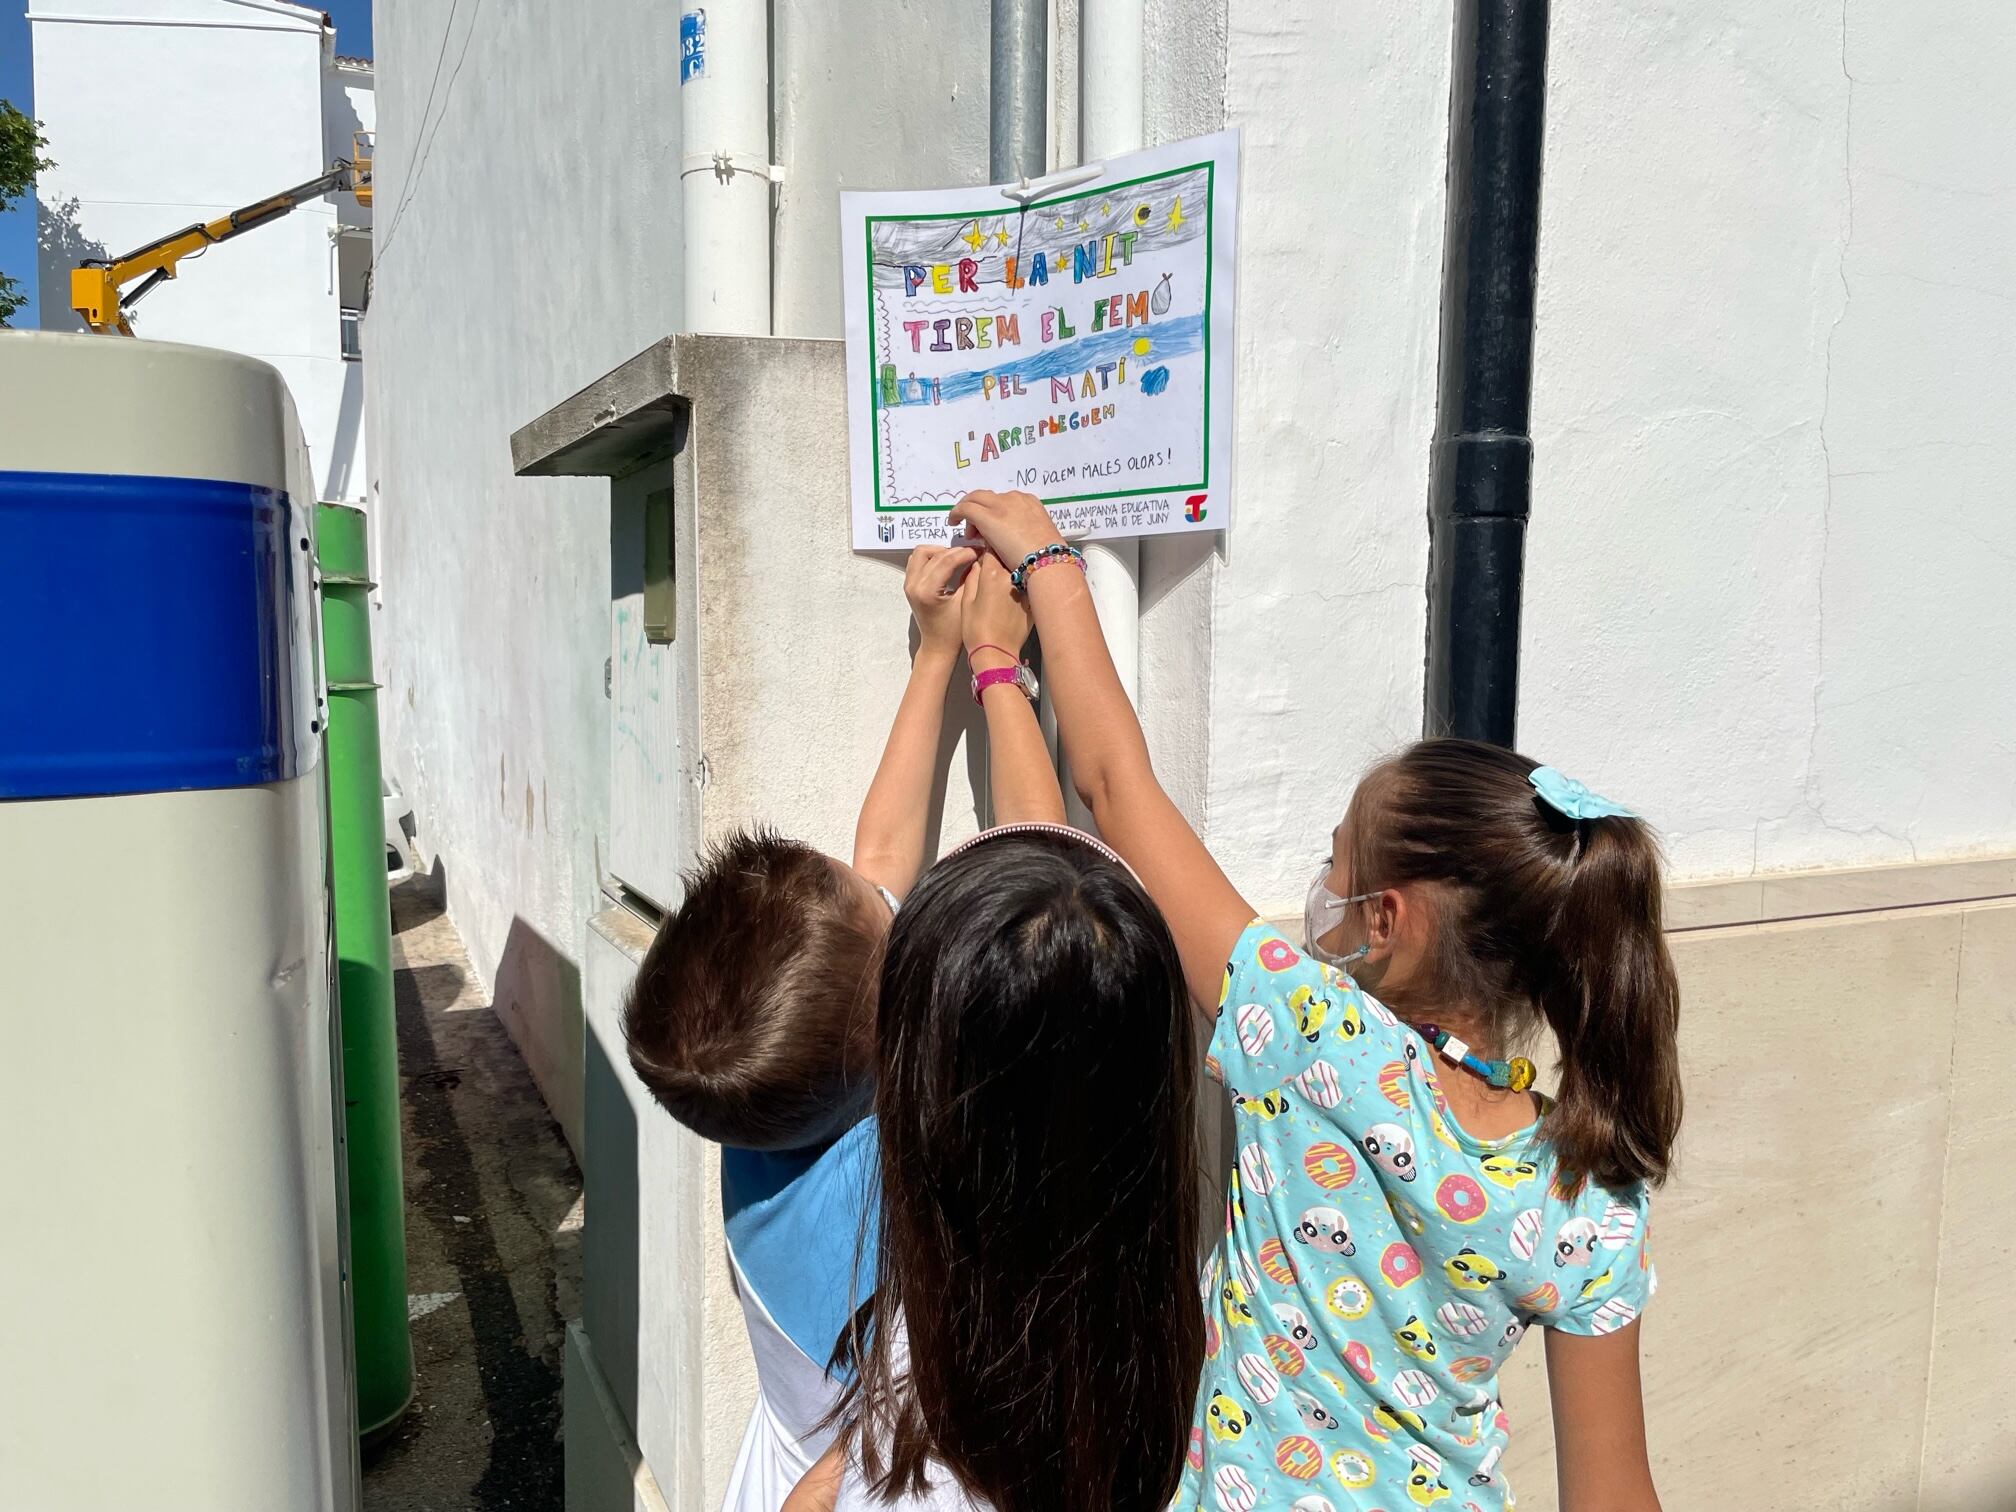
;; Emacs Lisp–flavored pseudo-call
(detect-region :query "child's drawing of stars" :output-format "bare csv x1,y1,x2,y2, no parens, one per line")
1167,197,1187,232
961,221,987,253
993,228,1011,248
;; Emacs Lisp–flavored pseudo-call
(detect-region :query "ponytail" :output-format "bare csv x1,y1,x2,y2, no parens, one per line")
1533,816,1683,1194
1346,739,1685,1198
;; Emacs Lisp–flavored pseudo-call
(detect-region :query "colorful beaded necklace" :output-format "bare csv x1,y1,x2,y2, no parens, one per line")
1415,1023,1536,1093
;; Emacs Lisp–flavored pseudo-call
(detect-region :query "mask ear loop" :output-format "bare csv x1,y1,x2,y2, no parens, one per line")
1342,891,1378,965
1314,888,1379,970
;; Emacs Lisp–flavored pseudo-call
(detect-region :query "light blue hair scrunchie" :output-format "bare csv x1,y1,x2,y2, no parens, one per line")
1528,766,1636,822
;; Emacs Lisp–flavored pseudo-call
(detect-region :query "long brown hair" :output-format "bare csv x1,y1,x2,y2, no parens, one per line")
836,831,1201,1512
1348,739,1683,1193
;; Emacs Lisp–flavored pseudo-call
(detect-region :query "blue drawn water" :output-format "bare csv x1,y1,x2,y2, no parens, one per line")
880,312,1204,409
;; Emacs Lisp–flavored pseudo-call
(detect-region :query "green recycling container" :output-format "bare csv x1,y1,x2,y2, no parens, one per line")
316,503,413,1435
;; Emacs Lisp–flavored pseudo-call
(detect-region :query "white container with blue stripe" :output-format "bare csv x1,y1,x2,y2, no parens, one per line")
0,331,358,1511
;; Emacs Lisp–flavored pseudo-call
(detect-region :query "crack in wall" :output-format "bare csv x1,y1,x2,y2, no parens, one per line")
1795,0,1858,873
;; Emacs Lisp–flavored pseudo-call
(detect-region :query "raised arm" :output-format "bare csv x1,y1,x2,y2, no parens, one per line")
1545,1323,1664,1512
949,491,1251,1009
960,552,1066,825
852,544,975,899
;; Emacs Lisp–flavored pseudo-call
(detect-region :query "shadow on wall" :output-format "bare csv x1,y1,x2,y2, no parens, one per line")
326,76,365,163
1141,531,1216,614
495,911,587,1156
899,611,991,844
327,358,364,501
36,195,103,333
580,984,642,1452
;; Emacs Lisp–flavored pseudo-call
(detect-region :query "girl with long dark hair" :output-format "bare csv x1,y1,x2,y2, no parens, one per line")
787,825,1204,1512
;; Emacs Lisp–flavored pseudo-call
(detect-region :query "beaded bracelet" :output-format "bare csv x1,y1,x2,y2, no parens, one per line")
1010,543,1085,589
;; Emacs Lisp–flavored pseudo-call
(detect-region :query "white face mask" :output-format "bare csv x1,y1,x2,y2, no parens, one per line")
1303,858,1377,972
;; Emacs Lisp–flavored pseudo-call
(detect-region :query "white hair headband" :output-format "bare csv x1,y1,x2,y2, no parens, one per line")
944,822,1143,884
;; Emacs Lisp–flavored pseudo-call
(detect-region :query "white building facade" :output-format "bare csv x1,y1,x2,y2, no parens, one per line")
31,0,373,506
366,4,2016,1510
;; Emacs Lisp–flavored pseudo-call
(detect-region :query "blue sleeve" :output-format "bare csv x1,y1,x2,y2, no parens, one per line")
1206,918,1410,1095
721,1121,881,1370
1540,1185,1657,1337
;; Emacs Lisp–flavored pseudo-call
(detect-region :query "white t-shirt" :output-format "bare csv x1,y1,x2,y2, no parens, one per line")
830,1313,994,1512
722,1246,847,1510
718,1121,880,1512
833,1455,991,1512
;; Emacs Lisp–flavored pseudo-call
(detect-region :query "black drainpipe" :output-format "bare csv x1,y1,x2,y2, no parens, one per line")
1423,0,1551,746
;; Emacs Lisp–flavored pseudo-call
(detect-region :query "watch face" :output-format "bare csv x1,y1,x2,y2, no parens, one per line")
1016,665,1040,700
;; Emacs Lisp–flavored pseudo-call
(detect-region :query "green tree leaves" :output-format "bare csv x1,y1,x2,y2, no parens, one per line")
0,100,54,325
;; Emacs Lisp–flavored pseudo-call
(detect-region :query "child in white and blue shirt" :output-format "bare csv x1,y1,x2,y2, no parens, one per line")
622,542,1064,1511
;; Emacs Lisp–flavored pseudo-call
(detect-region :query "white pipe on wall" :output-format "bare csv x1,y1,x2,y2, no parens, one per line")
680,2,773,335
1051,0,1146,827
1078,0,1145,707
1081,0,1145,208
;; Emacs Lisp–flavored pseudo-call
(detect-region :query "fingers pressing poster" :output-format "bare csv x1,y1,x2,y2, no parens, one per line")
842,130,1239,551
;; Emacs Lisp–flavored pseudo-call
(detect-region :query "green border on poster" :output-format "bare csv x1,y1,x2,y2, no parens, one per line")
864,158,1217,514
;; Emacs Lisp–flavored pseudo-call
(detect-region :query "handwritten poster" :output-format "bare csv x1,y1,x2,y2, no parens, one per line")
842,130,1239,550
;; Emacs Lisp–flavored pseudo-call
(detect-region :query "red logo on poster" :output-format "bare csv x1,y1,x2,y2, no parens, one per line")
1184,494,1208,523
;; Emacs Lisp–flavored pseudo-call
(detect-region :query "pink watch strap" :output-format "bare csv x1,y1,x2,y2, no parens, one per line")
972,664,1027,704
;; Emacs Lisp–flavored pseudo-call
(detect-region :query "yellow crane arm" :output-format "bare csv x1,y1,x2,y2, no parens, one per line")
71,161,361,335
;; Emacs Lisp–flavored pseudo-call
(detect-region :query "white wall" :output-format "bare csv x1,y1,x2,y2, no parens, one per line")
365,0,687,1126
1162,1,2016,910
367,0,2016,1065
30,0,370,505
1520,0,2016,880
771,0,992,335
1201,4,1451,908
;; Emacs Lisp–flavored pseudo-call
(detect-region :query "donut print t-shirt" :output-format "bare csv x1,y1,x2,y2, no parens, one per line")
1176,921,1655,1512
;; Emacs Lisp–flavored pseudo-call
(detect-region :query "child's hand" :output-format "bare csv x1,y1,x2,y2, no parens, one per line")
948,490,1066,568
959,553,1032,668
903,543,978,655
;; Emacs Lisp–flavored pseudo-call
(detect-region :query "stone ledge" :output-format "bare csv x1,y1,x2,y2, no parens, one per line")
1665,852,2016,932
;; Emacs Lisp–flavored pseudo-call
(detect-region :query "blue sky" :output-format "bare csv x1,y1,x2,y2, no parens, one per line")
0,0,373,326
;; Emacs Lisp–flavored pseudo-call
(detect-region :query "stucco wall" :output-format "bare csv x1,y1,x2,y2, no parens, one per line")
1493,880,2016,1511
771,0,992,337
1203,3,1451,910
1520,0,2016,881
365,0,691,1133
29,0,367,505
1181,1,2016,913
364,0,2016,1167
